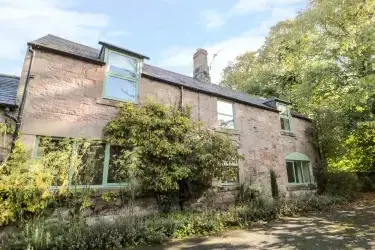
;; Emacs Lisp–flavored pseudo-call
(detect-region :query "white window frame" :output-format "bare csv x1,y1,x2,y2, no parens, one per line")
217,99,235,129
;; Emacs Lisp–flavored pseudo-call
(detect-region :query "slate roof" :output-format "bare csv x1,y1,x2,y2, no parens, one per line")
28,34,310,120
0,74,19,106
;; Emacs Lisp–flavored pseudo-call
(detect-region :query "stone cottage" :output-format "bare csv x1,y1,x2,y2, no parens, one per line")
14,34,318,194
0,74,19,162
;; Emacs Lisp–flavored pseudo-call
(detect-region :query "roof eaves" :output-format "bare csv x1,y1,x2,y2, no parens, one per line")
142,72,279,113
291,112,312,122
99,41,150,60
28,42,106,66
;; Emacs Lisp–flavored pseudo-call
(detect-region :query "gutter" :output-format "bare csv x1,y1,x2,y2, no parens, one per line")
9,46,36,152
27,42,105,66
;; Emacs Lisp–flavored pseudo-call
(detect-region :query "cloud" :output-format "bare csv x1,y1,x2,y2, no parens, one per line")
160,5,300,84
0,0,122,75
201,0,305,30
159,34,265,84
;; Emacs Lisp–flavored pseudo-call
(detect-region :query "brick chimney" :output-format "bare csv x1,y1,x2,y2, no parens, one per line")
193,48,211,83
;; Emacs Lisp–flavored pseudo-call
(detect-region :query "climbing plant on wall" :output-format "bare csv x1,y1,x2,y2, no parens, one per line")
104,100,243,211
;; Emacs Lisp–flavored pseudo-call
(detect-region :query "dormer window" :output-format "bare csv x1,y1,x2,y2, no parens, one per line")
276,102,291,131
103,49,140,103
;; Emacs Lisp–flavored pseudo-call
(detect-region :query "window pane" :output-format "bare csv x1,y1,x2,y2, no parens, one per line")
280,117,291,131
72,142,105,185
277,103,289,116
108,51,137,78
217,100,233,116
222,165,238,184
105,75,137,102
295,161,303,183
302,161,311,183
218,114,234,129
286,161,295,183
107,145,129,183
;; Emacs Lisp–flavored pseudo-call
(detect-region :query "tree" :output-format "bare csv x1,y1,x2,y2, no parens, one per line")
221,0,375,171
104,101,242,211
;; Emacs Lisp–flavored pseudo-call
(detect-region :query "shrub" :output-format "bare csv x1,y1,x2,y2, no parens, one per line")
270,169,279,199
235,184,260,204
325,172,360,200
359,175,375,192
1,192,347,250
277,194,347,216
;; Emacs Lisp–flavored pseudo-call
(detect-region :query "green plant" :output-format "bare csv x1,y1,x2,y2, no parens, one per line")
359,176,375,192
325,172,360,200
270,169,279,199
277,194,346,216
235,184,260,204
104,100,243,211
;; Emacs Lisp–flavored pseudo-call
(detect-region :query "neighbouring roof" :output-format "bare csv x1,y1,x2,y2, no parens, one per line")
0,74,20,106
28,34,311,121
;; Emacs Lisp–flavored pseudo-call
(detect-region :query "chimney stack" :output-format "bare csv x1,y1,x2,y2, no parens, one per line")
193,48,211,83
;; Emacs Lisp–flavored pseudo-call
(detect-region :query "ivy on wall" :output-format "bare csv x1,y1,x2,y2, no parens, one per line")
104,100,243,211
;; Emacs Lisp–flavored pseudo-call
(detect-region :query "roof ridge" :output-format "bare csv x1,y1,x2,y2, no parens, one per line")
143,63,263,101
0,73,20,79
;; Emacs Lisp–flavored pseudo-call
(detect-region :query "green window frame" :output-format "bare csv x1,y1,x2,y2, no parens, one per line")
103,48,141,103
276,102,292,132
34,136,130,189
285,153,313,184
217,99,235,129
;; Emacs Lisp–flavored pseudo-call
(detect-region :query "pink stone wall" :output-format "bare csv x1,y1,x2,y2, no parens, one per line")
18,49,319,193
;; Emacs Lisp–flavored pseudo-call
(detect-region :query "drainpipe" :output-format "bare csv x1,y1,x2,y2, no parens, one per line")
8,46,36,152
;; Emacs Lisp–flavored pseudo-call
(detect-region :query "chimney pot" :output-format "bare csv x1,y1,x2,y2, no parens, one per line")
193,48,211,83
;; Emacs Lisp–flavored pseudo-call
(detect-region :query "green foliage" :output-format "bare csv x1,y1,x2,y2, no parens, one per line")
2,192,346,249
104,100,243,210
0,138,134,226
221,0,375,173
235,184,260,204
330,122,375,171
270,169,279,199
278,194,347,216
325,172,360,200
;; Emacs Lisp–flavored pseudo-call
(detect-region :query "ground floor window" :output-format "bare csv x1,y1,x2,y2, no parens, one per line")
222,161,239,185
286,160,311,184
34,136,129,188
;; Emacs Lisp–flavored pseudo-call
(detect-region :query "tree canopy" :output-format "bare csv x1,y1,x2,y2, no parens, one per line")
221,0,375,171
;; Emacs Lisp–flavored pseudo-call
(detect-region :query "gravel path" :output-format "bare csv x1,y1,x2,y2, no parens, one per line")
138,196,375,250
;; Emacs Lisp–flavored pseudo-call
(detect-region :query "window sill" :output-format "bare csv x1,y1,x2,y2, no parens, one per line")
213,127,240,135
287,183,317,191
218,182,239,191
280,130,296,137
96,97,120,107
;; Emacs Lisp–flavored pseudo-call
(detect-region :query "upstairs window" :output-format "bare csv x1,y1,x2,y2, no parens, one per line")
103,49,140,103
276,102,291,131
217,100,235,129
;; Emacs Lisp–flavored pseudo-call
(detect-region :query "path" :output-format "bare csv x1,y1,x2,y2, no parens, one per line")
139,195,375,249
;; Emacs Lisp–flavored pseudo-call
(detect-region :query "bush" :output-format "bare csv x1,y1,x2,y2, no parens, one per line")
235,184,260,204
359,176,375,192
1,193,348,249
325,172,360,200
277,194,346,216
